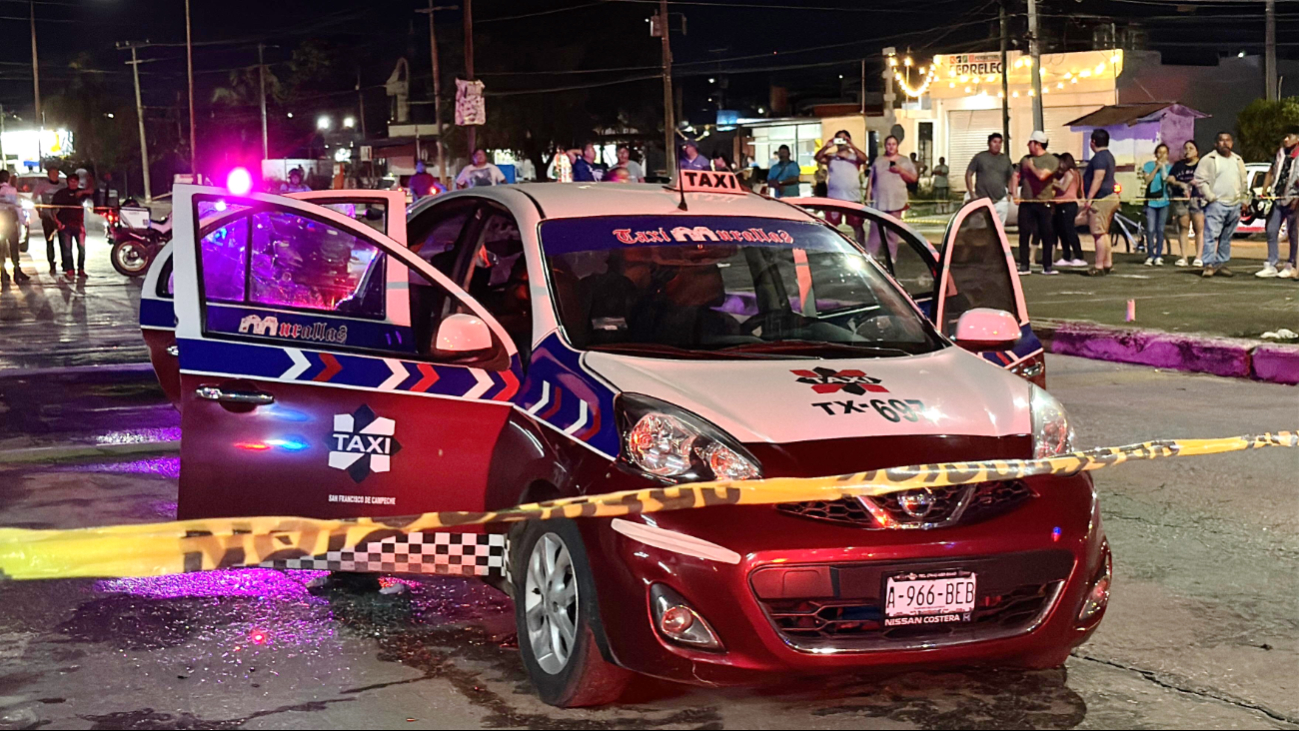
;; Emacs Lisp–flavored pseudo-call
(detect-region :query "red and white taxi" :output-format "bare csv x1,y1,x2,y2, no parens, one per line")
143,173,1109,707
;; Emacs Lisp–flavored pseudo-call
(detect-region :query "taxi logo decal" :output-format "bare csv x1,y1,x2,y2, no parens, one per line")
329,405,402,483
792,367,889,396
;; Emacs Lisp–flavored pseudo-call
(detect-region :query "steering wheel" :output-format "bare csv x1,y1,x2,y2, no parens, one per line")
741,310,814,337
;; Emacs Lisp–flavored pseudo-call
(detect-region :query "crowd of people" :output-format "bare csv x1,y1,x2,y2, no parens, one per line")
960,125,1294,280
0,164,93,285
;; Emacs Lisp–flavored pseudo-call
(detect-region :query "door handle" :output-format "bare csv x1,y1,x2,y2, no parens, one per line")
195,386,275,405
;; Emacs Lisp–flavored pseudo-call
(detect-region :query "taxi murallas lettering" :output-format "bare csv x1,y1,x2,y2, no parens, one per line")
613,226,795,245
237,313,349,344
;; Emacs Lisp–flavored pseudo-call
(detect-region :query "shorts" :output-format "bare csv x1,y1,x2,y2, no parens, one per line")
1170,199,1204,217
1088,194,1120,236
826,211,865,227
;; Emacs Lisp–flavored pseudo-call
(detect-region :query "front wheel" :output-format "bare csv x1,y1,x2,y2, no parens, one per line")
510,519,632,707
111,239,153,277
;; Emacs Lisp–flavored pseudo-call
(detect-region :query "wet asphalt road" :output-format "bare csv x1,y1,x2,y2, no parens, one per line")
0,355,1295,730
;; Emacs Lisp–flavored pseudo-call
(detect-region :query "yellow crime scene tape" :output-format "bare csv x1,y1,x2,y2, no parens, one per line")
0,432,1293,582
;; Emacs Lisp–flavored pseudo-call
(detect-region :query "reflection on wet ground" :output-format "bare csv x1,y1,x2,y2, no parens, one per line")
0,569,1106,731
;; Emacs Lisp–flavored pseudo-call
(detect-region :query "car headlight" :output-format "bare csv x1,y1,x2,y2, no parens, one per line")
1030,385,1074,458
616,394,762,483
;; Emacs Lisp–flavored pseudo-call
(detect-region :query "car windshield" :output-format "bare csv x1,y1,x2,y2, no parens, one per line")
540,215,943,358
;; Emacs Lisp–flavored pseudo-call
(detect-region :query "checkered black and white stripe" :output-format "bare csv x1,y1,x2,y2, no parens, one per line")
260,532,506,577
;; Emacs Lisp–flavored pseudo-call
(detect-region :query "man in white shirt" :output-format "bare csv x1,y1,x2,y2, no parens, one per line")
456,149,507,189
1193,131,1250,277
0,171,29,283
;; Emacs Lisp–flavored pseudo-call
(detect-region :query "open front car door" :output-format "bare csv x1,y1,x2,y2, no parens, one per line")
169,185,521,520
933,198,1046,386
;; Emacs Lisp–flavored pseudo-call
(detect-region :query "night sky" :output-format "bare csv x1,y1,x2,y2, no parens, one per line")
0,0,1290,131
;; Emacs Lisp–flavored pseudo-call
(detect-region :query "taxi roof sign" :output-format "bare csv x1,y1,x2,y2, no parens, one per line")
676,170,747,195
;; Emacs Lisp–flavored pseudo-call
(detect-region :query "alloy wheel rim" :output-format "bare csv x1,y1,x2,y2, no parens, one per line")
523,533,579,675
117,243,148,272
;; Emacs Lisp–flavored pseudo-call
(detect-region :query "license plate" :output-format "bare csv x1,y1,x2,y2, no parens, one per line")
883,570,977,627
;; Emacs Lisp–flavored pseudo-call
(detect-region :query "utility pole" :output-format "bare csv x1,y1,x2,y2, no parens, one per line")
258,43,268,160
860,58,866,116
417,2,456,188
999,0,1010,148
185,0,197,176
0,105,7,172
463,0,475,157
356,71,367,139
1027,0,1043,132
30,0,41,164
1265,0,1277,101
658,0,675,178
118,41,153,202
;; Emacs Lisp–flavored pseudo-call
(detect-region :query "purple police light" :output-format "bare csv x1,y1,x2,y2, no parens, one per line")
227,167,253,196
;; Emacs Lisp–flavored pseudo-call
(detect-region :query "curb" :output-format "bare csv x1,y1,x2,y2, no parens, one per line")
0,440,180,465
0,362,155,380
1033,319,1299,386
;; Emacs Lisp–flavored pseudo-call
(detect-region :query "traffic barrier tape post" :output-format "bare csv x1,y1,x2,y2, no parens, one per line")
0,432,1293,582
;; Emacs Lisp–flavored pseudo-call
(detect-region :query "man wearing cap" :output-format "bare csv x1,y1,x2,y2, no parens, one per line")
680,141,711,171
1016,131,1060,275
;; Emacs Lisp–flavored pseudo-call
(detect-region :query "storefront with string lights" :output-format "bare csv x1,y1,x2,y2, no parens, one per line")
885,48,1124,191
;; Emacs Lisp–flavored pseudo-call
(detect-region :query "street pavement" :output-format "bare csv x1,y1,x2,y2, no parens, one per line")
0,355,1294,729
0,218,150,370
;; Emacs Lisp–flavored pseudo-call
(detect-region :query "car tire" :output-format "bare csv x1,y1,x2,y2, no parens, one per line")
509,518,632,708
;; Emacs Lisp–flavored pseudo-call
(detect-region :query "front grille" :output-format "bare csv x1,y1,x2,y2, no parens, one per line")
750,550,1073,652
765,581,1059,644
776,480,1034,530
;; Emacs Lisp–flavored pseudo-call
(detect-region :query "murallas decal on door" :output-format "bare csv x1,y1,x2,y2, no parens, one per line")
329,405,402,483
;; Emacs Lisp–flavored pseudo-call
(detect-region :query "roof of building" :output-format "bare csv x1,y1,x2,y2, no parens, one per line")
1065,103,1210,128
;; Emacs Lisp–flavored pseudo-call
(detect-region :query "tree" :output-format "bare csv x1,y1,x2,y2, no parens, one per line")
1237,98,1299,162
43,54,137,175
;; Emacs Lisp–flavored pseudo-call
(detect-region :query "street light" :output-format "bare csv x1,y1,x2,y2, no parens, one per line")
343,116,356,129
317,115,331,130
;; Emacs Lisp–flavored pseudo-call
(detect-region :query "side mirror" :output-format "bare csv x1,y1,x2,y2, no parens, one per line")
953,308,1020,352
435,313,493,354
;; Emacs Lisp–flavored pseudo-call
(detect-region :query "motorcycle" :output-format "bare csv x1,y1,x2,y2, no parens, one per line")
109,200,171,277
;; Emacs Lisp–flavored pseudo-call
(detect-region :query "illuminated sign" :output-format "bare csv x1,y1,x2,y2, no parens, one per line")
942,53,1004,76
677,170,746,195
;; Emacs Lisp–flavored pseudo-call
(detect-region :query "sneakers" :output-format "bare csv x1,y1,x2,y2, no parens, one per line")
1144,258,1154,266
49,264,57,276
1193,258,1204,267
77,270,88,279
1202,267,1215,278
1175,257,1189,267
1217,266,1234,278
1279,265,1297,279
1069,258,1088,267
1256,263,1280,278
1052,258,1071,269
1041,268,1060,275
62,270,75,281
13,269,29,283
1018,267,1031,276
1154,257,1164,266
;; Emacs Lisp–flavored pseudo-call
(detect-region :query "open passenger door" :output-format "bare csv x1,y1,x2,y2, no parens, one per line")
169,185,521,519
141,189,409,408
932,198,1045,386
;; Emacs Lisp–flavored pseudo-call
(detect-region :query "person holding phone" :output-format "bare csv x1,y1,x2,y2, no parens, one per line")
862,134,917,259
815,130,872,243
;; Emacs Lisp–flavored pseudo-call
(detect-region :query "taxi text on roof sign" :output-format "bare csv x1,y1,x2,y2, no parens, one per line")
677,170,747,195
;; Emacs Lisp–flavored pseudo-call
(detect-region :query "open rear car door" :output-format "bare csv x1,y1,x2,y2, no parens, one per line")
141,189,408,408
932,198,1045,386
168,185,522,519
